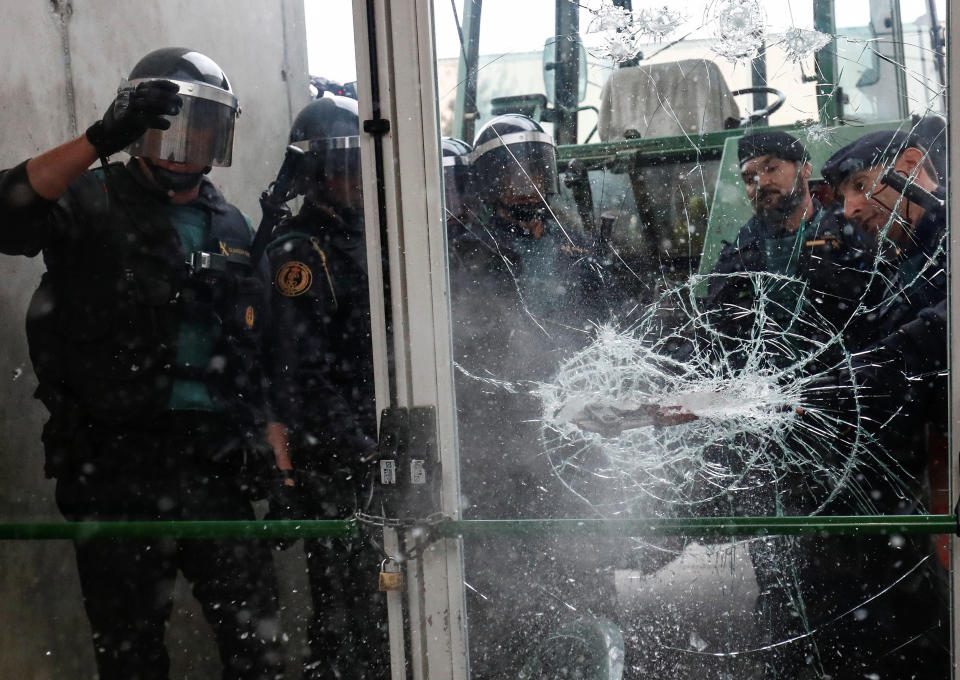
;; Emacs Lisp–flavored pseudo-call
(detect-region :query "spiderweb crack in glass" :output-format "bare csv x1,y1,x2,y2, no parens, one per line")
710,0,765,63
592,33,644,64
583,2,687,62
799,122,837,147
443,6,949,666
633,6,688,39
538,272,904,518
586,0,635,34
779,27,832,63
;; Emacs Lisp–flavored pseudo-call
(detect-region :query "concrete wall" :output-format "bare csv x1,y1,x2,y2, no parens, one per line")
0,1,313,676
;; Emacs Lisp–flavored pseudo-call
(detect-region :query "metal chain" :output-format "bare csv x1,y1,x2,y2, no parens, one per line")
354,510,453,563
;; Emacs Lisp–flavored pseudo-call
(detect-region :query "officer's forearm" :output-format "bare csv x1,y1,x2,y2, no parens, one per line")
25,135,99,200
266,421,295,479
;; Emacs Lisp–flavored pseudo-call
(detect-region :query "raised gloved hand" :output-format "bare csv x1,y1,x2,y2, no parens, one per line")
85,79,182,157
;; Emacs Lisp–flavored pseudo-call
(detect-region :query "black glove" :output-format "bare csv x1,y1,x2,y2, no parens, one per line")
265,470,308,551
85,79,182,157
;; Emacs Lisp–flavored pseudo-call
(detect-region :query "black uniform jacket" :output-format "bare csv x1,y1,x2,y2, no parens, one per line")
847,188,948,448
265,201,376,471
706,198,877,340
0,159,269,476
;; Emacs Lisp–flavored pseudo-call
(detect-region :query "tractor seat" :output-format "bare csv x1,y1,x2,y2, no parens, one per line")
597,59,741,141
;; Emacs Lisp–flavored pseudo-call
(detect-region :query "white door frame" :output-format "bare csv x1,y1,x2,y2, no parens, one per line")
352,0,468,678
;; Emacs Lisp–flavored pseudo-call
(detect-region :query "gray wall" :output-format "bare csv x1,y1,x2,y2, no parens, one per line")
0,1,313,676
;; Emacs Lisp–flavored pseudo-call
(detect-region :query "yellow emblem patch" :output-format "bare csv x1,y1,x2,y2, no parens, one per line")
244,306,256,328
276,261,313,297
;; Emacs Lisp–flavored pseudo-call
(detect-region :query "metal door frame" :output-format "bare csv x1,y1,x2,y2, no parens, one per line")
353,0,469,678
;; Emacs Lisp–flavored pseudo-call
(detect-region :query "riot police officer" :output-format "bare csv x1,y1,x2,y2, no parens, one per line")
796,129,949,679
706,130,876,340
265,95,388,680
448,115,618,678
815,129,947,483
451,114,613,518
694,129,949,678
441,136,474,243
0,48,285,680
466,114,608,327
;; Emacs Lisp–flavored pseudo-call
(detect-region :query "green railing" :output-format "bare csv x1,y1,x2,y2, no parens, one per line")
0,515,954,541
554,123,808,167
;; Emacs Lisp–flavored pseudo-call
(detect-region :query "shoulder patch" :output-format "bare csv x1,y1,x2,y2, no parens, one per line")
275,261,313,297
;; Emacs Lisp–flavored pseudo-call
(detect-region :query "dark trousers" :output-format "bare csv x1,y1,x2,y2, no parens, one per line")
302,536,389,680
55,413,284,680
750,534,950,680
295,469,390,680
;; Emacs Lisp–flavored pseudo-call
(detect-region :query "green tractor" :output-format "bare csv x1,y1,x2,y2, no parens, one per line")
440,0,945,295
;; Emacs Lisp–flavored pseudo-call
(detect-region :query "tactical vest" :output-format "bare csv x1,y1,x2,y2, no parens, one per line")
27,163,269,475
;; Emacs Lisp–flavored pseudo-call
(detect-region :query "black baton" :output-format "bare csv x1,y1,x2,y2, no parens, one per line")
250,144,307,267
881,168,944,213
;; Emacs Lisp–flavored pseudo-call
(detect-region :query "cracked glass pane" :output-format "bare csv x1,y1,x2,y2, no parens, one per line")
435,0,950,677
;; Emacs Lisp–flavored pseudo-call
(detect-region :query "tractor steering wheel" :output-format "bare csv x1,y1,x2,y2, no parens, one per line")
730,87,787,127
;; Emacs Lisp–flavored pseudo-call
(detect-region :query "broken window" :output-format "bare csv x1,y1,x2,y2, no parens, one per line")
436,0,951,676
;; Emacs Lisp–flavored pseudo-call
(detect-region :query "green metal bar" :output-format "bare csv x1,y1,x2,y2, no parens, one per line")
813,0,840,123
0,520,359,541
556,128,736,166
1,516,953,541
555,123,806,168
451,0,481,142
439,515,957,539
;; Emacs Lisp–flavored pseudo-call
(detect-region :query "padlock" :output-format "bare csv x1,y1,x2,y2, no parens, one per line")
379,558,403,592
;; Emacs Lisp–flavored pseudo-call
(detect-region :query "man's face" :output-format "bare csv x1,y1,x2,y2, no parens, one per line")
500,171,547,208
496,171,550,238
318,168,364,216
740,154,809,219
837,165,911,246
139,156,207,199
150,158,207,175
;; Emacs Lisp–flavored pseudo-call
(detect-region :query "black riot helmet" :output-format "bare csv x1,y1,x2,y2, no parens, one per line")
288,95,362,211
472,114,558,209
441,137,473,224
124,48,239,167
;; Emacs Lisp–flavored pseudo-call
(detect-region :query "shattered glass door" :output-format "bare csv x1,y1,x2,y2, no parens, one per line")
434,0,951,677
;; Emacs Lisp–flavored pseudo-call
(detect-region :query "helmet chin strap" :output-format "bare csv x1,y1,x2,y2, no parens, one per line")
143,158,205,194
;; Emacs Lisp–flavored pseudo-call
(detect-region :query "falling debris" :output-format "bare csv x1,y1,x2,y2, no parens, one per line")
689,630,709,652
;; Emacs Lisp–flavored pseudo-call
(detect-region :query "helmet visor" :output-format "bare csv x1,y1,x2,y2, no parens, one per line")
291,136,363,211
291,135,361,176
443,154,471,220
126,78,239,167
473,131,557,203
